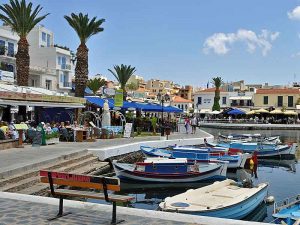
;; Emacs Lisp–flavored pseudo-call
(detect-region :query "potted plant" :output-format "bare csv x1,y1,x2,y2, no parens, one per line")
45,132,60,145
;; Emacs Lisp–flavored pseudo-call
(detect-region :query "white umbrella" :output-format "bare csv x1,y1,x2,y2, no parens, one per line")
211,110,221,115
283,110,298,116
270,109,284,114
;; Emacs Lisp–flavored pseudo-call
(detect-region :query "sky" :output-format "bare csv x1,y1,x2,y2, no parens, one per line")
2,0,300,88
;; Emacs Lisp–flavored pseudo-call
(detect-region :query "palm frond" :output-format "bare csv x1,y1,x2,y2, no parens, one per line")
64,12,105,44
0,0,49,37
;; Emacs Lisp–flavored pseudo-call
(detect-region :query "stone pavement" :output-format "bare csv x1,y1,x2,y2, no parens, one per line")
0,128,210,176
0,198,188,225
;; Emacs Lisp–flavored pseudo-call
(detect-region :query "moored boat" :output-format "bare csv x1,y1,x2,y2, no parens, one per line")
112,158,228,183
159,179,268,219
273,195,300,225
210,141,297,158
140,146,250,169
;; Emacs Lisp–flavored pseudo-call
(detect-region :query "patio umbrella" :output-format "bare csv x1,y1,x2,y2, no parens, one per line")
283,110,298,116
255,108,269,114
227,109,246,115
211,110,221,115
270,109,284,114
246,110,256,115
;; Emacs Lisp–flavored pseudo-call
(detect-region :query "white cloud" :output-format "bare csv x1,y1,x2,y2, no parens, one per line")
288,6,300,20
291,52,300,58
203,29,279,56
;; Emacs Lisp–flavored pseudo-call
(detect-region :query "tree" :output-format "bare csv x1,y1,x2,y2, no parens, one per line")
86,77,106,95
0,0,49,86
212,77,223,111
126,82,138,91
64,13,105,97
108,64,136,100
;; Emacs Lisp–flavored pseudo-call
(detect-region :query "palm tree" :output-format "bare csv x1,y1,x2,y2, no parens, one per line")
212,77,223,111
64,13,105,97
0,0,49,86
86,77,106,95
108,64,136,100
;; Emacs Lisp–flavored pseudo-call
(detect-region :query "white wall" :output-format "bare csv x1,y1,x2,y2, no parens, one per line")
194,92,229,110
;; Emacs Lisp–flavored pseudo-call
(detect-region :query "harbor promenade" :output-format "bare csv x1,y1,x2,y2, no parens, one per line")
0,191,269,225
0,128,211,178
200,122,300,130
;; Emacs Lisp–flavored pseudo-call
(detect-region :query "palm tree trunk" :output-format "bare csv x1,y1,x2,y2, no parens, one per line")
16,37,30,86
75,43,88,97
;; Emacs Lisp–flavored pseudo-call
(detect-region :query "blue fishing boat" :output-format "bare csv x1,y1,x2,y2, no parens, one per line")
159,179,268,219
273,195,300,225
209,142,297,158
140,146,250,169
112,158,228,183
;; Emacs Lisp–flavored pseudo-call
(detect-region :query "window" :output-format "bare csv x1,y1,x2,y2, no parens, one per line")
0,40,5,55
263,96,268,105
278,96,283,107
31,79,36,87
288,96,294,107
45,80,51,90
185,105,188,109
42,32,46,41
47,34,50,47
222,97,226,105
197,97,202,105
7,42,14,57
57,56,61,65
61,56,66,68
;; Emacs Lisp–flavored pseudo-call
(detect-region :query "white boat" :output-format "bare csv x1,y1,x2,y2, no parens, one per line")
159,179,268,219
113,158,228,183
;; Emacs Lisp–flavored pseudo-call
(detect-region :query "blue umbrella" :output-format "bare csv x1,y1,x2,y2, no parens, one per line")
227,108,246,115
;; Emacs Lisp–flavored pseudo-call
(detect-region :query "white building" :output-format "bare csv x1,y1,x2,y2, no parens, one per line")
0,26,18,84
27,25,74,92
193,88,229,113
171,96,193,113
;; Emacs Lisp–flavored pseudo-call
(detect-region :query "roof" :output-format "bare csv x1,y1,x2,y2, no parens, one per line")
195,88,227,93
172,96,193,103
256,88,300,94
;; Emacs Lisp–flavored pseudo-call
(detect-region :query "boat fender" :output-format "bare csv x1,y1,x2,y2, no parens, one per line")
266,196,275,204
207,207,210,209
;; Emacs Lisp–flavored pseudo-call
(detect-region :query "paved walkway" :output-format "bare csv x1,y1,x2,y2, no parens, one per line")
0,128,209,175
0,198,187,225
0,192,268,225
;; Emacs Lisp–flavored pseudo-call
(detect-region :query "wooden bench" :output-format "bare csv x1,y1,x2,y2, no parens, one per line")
40,170,134,224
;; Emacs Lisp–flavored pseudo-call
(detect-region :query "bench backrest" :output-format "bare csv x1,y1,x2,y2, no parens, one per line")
40,170,120,191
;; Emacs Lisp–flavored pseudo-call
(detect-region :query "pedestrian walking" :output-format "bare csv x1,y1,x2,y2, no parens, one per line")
191,116,197,134
184,117,190,134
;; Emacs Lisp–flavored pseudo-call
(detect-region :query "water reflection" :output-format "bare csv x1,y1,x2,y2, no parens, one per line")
258,159,297,173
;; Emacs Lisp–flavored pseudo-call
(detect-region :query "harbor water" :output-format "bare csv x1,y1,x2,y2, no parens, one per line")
90,128,300,223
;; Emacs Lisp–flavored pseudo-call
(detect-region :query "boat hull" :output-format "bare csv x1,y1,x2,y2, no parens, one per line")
140,146,249,169
160,183,268,220
113,161,227,183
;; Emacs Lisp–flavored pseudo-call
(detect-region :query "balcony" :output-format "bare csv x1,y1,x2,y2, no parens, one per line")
231,102,254,107
30,66,56,75
58,81,72,89
61,64,71,70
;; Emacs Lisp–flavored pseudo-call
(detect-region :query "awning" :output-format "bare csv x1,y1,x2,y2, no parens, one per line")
229,96,252,100
85,96,183,113
0,99,85,108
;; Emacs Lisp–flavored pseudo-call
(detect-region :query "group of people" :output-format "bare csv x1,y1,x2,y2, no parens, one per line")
184,116,198,134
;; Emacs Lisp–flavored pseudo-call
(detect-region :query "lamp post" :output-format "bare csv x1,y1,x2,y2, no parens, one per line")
157,91,170,136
